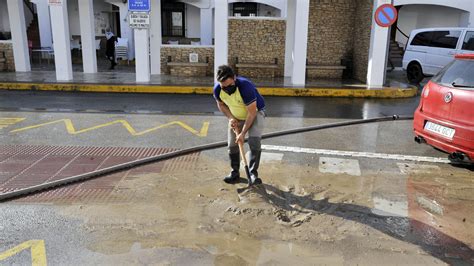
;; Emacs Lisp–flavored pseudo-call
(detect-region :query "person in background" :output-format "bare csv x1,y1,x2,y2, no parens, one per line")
105,28,117,70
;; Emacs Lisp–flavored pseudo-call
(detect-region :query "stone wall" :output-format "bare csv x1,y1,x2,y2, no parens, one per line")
160,46,214,76
306,0,372,81
228,18,286,77
307,0,356,66
0,42,15,72
352,0,373,83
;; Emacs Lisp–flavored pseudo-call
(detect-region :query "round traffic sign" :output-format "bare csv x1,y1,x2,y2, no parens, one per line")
374,4,398,27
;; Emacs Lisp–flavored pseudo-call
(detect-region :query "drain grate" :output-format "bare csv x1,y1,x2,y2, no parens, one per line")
0,145,200,203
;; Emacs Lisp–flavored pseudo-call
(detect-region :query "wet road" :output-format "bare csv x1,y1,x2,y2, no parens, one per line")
0,90,420,119
1,90,473,265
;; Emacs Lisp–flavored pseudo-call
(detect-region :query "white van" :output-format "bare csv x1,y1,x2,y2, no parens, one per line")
403,27,474,83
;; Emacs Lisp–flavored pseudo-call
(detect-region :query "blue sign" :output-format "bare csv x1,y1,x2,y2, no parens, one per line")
128,0,150,12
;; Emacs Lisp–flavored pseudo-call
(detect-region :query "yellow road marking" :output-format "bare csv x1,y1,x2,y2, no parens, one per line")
0,82,418,98
0,117,26,130
10,119,210,137
0,240,47,266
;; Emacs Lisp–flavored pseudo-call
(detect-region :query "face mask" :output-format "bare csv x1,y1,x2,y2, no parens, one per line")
222,84,237,95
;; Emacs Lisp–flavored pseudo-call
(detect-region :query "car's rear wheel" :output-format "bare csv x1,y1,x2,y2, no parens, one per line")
407,62,424,84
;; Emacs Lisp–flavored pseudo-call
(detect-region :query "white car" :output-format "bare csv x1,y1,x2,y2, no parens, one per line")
403,27,474,83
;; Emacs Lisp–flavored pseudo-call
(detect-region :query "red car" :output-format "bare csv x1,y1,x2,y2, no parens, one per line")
414,54,474,164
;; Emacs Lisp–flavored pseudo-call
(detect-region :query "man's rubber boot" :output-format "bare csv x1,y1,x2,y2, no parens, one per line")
249,150,262,185
224,153,240,184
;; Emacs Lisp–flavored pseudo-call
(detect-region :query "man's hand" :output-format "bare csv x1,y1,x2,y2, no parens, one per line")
229,118,238,129
235,132,244,145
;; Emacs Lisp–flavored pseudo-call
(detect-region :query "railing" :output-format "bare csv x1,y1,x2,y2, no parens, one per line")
396,26,409,39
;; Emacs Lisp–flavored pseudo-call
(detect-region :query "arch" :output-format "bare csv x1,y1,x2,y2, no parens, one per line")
394,0,471,13
227,0,284,12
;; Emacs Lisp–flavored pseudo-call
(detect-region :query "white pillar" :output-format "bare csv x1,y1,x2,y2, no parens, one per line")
118,3,135,60
31,0,53,48
150,0,162,75
78,0,97,73
200,8,213,46
367,0,392,88
214,0,228,78
134,29,150,82
50,0,73,81
7,0,31,72
284,0,296,77
291,0,310,86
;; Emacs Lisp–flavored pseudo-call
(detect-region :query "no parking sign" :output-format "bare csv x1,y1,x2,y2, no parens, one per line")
374,4,398,27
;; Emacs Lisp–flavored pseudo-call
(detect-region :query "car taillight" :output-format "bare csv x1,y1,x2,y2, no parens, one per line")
423,86,430,98
419,85,430,112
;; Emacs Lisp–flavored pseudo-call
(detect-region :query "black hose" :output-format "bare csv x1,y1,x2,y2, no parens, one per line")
0,115,413,202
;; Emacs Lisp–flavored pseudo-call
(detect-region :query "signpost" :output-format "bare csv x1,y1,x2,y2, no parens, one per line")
374,4,398,27
128,0,151,82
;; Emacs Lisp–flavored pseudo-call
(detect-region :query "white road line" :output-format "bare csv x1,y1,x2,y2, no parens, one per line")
372,196,408,217
319,157,361,176
244,151,284,163
262,145,450,164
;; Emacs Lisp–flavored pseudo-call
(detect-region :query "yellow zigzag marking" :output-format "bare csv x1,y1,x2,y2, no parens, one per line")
0,117,26,129
0,240,47,265
10,119,210,137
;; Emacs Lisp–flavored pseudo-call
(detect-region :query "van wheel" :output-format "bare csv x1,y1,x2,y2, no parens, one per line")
407,63,424,84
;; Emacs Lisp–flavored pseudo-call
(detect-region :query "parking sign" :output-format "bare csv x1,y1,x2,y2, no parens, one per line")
128,0,150,12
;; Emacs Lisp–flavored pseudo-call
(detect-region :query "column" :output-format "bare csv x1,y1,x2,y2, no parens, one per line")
50,0,73,81
120,4,134,60
78,0,97,73
291,0,310,85
367,0,392,88
31,0,53,48
214,0,228,78
200,8,213,45
284,0,296,77
134,29,150,82
150,0,162,75
7,0,31,72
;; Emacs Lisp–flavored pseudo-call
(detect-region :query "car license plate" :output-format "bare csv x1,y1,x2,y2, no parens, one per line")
424,121,455,139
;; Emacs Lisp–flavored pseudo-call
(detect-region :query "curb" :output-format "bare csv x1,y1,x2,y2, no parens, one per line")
0,82,418,98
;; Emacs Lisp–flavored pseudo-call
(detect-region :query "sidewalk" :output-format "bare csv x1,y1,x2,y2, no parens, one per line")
0,69,418,98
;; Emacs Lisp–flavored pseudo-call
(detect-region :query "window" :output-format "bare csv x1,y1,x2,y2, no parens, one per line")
462,31,474,51
432,59,474,89
232,3,258,17
411,31,433,46
162,2,185,37
411,30,462,49
430,31,461,49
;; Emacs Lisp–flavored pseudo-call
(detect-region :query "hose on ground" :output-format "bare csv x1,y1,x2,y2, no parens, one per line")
0,115,413,202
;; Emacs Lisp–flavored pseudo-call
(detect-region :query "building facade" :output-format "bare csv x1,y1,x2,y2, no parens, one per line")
0,0,473,86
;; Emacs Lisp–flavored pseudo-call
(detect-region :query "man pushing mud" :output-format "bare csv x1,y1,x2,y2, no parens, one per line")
213,65,266,185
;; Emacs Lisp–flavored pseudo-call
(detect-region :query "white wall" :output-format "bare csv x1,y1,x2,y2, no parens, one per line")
186,3,200,38
67,0,112,37
395,4,468,45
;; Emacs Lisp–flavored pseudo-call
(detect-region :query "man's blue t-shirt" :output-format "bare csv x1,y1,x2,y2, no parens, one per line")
213,76,265,114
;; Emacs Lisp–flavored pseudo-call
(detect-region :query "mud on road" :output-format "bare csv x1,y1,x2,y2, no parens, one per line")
56,153,474,265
